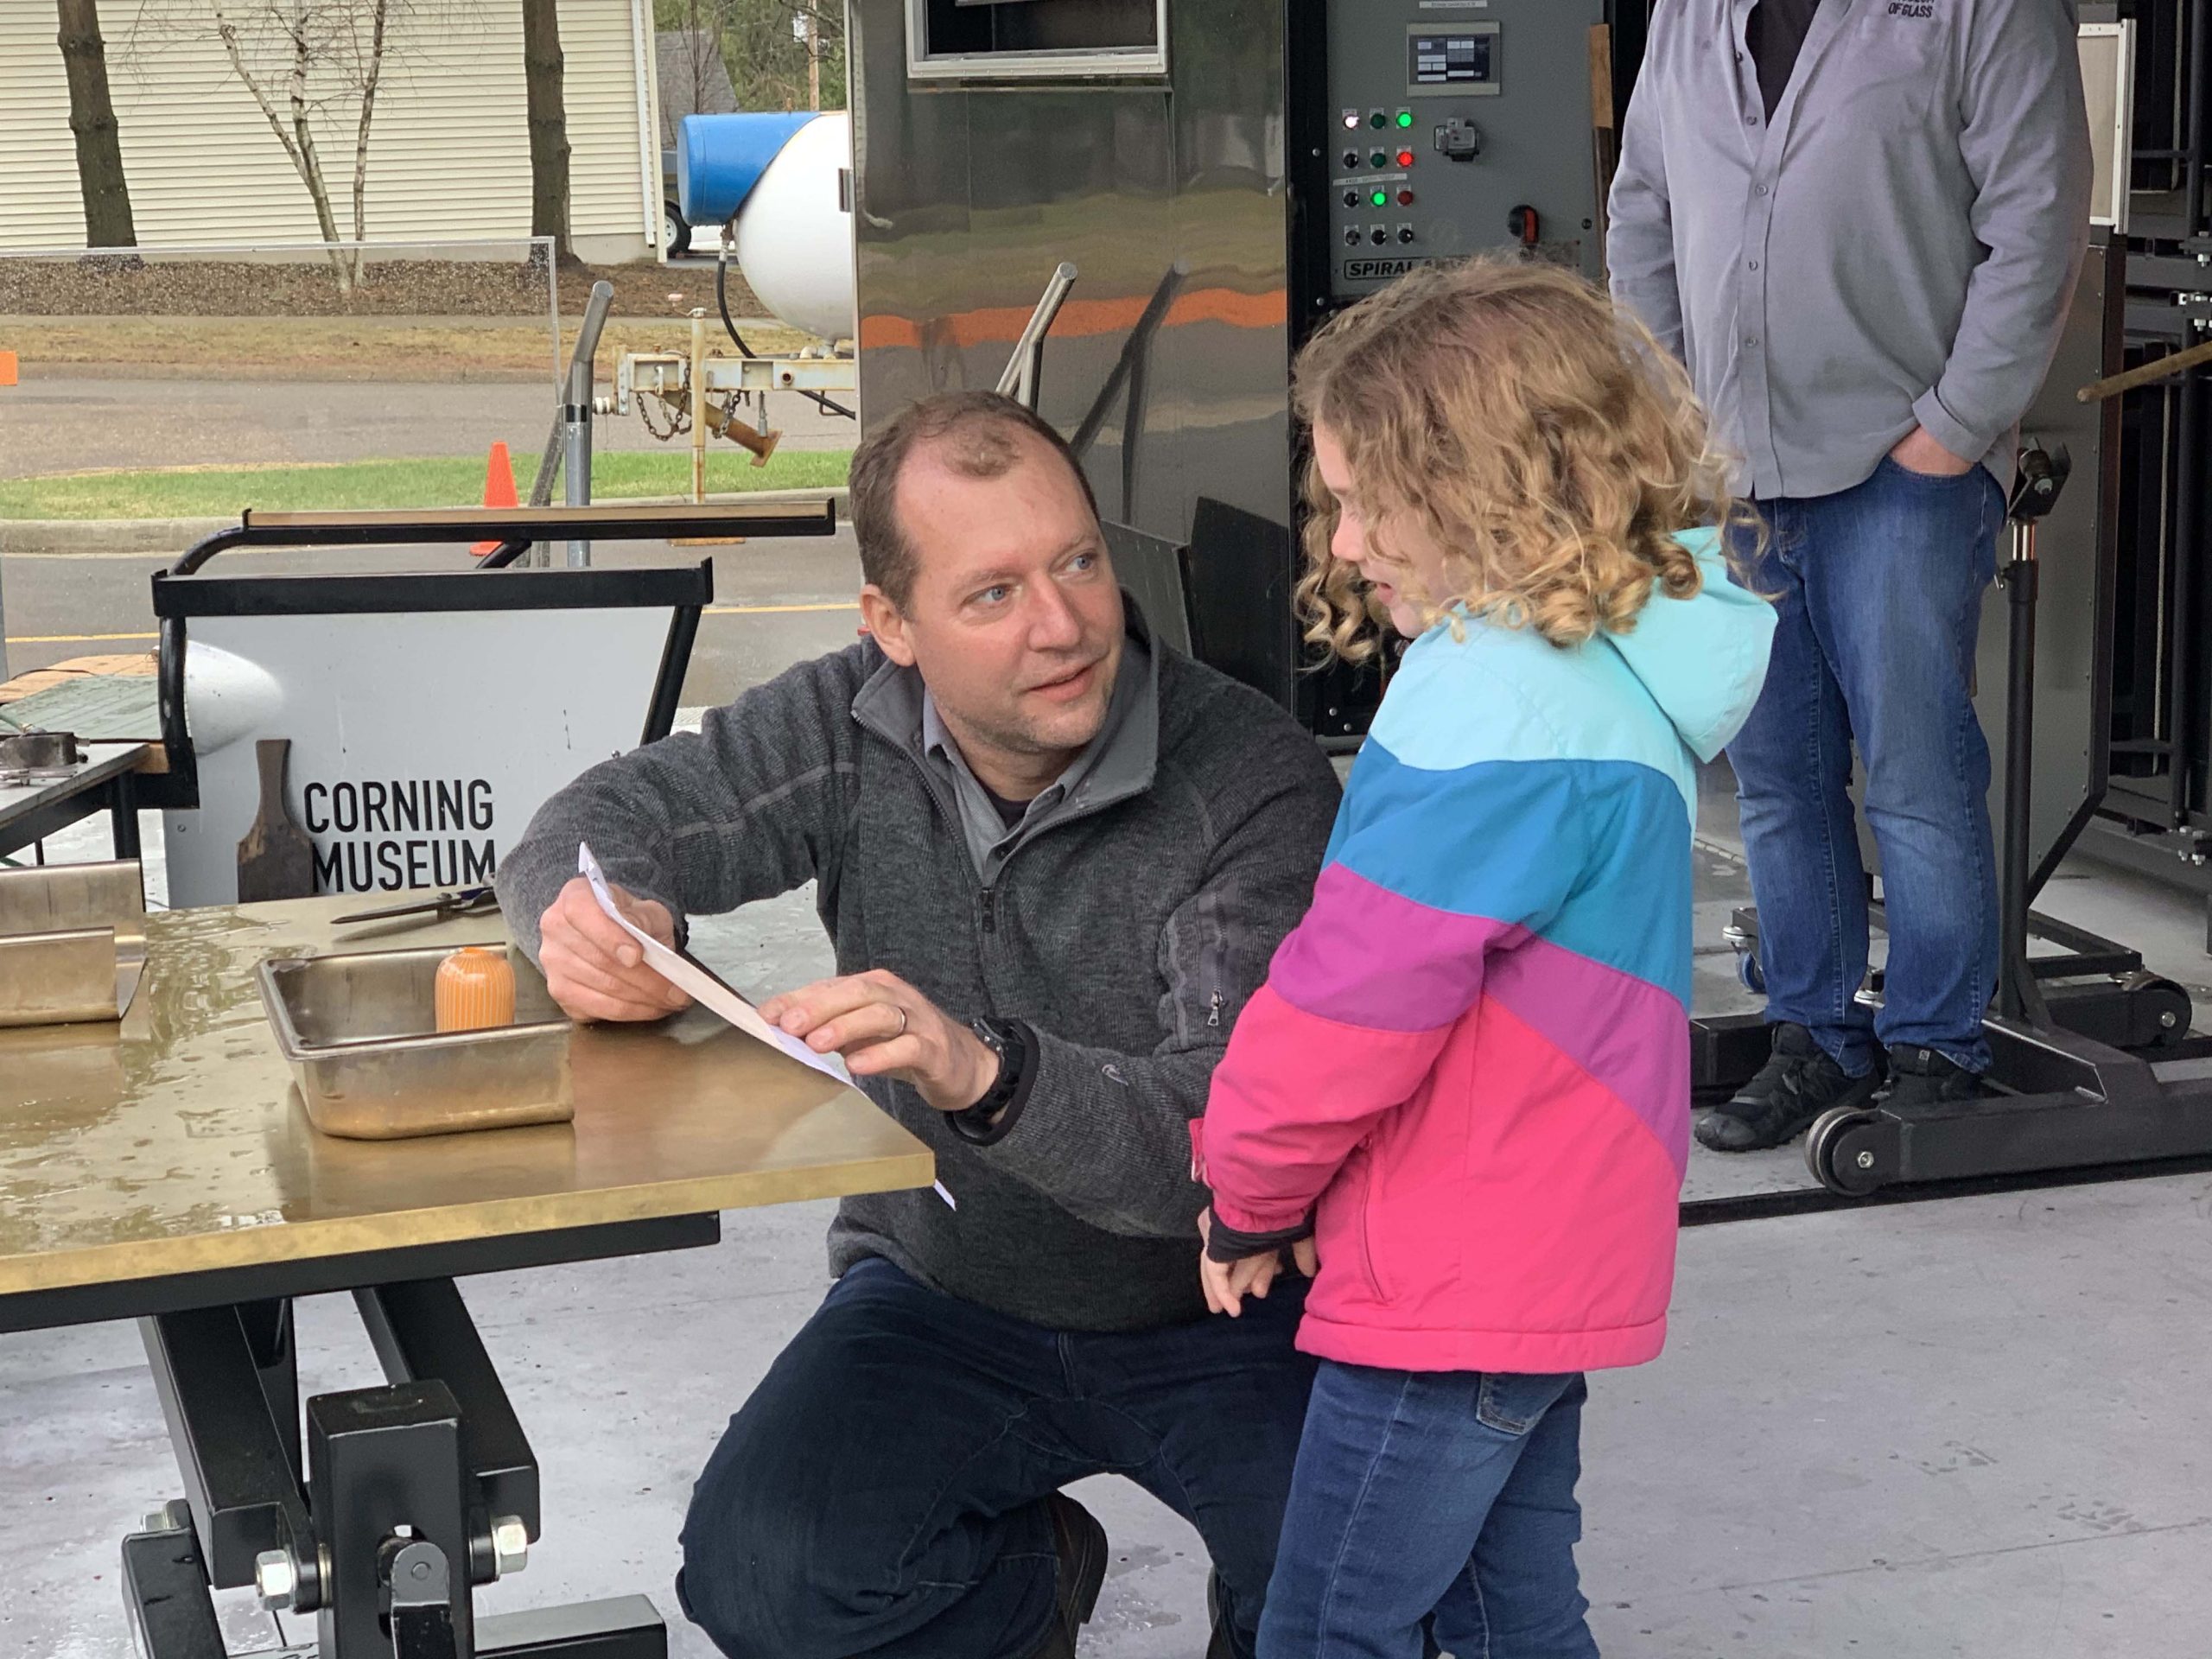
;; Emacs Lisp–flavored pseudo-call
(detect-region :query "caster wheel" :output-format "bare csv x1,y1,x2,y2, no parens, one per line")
2125,973,2194,1048
1735,950,1766,994
1805,1105,1890,1197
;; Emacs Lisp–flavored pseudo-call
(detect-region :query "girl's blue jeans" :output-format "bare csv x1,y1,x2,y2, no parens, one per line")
1259,1361,1599,1659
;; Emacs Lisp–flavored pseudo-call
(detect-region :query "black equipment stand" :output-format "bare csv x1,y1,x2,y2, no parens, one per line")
91,1216,720,1659
1706,443,2212,1195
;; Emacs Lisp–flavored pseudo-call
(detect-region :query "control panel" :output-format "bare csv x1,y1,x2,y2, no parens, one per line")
1319,0,1606,299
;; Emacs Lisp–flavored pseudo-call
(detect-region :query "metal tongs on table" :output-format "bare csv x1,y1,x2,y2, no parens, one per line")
333,886,499,928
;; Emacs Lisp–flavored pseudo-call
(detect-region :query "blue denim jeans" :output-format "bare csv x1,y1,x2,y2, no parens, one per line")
676,1256,1316,1659
1258,1363,1597,1659
1728,457,2006,1075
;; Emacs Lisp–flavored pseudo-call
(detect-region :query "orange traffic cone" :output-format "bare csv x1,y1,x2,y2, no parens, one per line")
471,442,519,555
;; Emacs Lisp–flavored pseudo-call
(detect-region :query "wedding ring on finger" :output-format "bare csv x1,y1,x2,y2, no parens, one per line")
893,1006,909,1039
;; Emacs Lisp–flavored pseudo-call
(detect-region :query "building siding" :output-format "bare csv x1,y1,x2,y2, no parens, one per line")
0,0,653,260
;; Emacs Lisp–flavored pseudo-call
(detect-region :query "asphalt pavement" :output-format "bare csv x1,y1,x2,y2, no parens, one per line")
0,529,867,708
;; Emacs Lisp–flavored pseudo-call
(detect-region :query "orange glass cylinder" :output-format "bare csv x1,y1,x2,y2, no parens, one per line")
435,946,516,1033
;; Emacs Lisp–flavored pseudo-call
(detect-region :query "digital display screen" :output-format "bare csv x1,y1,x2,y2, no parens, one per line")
1410,32,1496,87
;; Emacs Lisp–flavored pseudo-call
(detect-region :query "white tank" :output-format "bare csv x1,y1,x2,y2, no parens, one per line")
731,112,855,344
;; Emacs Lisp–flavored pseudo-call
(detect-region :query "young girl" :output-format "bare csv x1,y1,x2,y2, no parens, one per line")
1193,257,1777,1658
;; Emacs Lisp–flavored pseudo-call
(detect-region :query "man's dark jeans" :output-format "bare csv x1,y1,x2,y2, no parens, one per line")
677,1256,1316,1659
1728,457,2006,1075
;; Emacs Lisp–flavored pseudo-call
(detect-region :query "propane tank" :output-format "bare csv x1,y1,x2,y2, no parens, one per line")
677,111,855,344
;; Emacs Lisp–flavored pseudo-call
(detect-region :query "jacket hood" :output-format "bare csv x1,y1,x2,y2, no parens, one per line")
1603,527,1777,763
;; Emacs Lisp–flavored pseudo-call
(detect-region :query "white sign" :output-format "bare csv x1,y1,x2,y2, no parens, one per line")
164,605,677,909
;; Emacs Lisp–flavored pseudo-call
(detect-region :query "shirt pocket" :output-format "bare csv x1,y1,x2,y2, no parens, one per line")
1835,6,1957,125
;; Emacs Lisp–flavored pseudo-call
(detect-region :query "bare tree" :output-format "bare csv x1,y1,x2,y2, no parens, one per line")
56,0,137,247
132,0,422,291
521,0,569,261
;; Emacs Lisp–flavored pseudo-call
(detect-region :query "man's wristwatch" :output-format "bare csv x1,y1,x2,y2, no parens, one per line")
949,1016,1035,1146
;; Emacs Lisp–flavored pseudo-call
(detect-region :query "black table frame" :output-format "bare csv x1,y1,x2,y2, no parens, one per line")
6,1213,721,1659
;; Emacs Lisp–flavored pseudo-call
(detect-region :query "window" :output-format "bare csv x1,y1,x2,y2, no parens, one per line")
907,0,1168,81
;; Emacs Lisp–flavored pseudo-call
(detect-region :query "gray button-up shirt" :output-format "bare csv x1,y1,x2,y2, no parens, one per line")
1607,0,2093,501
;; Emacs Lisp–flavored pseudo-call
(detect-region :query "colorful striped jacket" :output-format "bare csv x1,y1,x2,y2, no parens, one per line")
1197,533,1776,1372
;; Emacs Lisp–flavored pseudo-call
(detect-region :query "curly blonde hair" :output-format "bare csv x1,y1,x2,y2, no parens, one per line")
1293,256,1754,660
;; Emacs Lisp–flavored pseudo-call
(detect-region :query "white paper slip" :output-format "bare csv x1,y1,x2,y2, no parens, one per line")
576,842,849,1084
576,842,957,1209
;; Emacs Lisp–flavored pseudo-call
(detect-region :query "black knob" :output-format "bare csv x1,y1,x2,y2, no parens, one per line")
1398,226,1417,245
1370,226,1388,245
1342,149,1359,168
1342,188,1361,208
1344,226,1363,246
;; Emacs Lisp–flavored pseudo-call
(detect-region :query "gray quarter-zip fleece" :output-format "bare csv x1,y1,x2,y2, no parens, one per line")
495,614,1341,1332
1608,0,2091,499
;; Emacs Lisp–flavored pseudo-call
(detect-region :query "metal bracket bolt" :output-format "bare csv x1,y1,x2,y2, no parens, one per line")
254,1548,299,1611
491,1514,530,1577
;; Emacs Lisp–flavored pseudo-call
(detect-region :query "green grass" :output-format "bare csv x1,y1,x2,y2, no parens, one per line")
0,448,852,520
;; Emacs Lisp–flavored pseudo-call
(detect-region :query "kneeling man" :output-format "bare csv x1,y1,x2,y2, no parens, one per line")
497,391,1341,1658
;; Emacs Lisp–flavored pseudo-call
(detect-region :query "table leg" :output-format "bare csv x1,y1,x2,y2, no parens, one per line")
127,1287,668,1659
109,769,141,861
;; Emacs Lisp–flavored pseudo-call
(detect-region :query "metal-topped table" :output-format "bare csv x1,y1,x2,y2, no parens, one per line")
0,738,155,861
1,892,933,1659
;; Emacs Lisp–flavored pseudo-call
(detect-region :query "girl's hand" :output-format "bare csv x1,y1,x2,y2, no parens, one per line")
1198,1209,1303,1317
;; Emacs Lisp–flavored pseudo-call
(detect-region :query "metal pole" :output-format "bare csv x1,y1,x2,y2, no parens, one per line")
2190,0,2209,238
690,309,709,505
562,280,614,569
1999,519,2050,1027
2171,355,2203,825
995,263,1079,408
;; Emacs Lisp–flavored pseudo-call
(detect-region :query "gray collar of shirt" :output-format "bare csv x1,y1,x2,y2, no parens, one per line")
851,599,1161,882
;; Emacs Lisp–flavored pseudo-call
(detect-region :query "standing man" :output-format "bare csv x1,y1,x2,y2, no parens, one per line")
1608,0,2093,1149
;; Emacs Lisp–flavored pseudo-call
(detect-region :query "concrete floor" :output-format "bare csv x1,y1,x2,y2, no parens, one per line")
5,600,2212,1656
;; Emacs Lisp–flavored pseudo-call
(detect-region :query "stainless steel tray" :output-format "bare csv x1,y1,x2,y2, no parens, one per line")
257,945,574,1140
0,860,146,1028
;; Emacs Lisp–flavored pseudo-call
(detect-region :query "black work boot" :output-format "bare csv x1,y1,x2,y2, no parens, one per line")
1695,1022,1884,1153
1025,1493,1108,1659
1878,1044,1987,1114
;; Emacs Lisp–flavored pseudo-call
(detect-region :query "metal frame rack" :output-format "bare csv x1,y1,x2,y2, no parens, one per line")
2088,0,2212,941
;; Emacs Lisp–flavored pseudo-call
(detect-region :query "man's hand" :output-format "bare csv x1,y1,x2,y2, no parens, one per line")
1197,1210,1319,1319
537,875,692,1024
760,970,998,1112
1889,425,1976,478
